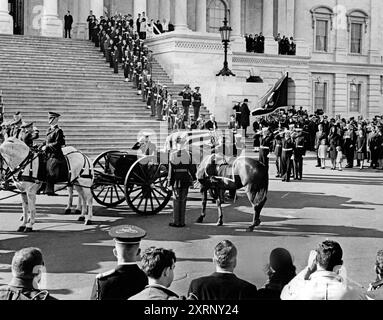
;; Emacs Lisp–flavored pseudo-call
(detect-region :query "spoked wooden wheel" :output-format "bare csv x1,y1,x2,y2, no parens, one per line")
125,156,172,215
91,151,127,207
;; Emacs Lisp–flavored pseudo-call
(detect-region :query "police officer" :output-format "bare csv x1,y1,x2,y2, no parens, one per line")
0,248,56,300
192,86,202,120
259,127,273,169
90,225,148,300
293,127,306,180
168,136,196,228
179,85,192,120
42,112,66,196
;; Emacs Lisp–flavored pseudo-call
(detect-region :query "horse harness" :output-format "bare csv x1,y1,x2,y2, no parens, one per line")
3,149,93,186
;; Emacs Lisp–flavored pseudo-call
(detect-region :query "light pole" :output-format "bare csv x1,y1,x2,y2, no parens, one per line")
216,6,235,77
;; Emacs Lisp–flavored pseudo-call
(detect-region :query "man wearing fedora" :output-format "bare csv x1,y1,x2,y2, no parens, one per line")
239,99,251,138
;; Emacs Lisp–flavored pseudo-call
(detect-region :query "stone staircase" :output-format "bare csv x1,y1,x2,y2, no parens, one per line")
0,34,167,160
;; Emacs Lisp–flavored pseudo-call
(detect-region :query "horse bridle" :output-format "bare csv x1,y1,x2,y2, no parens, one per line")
0,149,38,182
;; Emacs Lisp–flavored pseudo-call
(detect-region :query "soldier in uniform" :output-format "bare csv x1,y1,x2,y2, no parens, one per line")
155,84,164,121
42,112,66,196
273,126,284,178
20,122,39,149
167,136,196,228
259,127,274,169
90,225,148,300
10,112,25,139
280,130,295,182
192,87,202,120
293,127,306,180
0,248,56,300
179,85,192,120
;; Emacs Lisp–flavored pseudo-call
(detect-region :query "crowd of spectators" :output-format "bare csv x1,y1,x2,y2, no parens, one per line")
244,32,296,55
2,239,383,300
244,33,265,53
275,33,296,55
249,107,383,171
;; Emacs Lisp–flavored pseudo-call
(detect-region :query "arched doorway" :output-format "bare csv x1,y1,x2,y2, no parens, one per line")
8,0,24,35
207,0,228,33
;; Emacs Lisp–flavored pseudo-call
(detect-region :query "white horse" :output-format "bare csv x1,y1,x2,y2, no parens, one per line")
0,137,94,232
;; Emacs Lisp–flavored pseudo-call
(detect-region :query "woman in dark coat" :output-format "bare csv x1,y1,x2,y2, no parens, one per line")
257,248,296,300
328,126,341,170
356,129,367,170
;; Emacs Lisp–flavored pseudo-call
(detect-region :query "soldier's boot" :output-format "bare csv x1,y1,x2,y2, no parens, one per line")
45,181,58,196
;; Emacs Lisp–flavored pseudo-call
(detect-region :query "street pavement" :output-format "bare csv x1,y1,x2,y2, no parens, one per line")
0,154,383,300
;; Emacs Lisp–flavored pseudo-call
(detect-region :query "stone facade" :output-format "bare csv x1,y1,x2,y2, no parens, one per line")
1,0,382,121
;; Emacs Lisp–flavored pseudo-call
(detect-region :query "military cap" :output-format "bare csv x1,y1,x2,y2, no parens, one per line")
141,131,153,137
184,85,190,89
14,111,21,116
163,85,168,88
109,225,146,244
195,86,200,90
21,122,34,129
48,112,61,119
244,98,249,102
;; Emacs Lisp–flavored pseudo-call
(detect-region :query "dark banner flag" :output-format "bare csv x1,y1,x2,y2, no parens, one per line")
251,73,289,116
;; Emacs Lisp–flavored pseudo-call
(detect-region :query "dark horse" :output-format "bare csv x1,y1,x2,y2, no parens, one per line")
196,154,269,232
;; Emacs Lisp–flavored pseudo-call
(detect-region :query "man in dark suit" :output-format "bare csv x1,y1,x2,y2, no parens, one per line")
90,225,148,300
240,98,251,137
64,11,73,38
129,247,180,300
188,240,258,300
205,114,218,131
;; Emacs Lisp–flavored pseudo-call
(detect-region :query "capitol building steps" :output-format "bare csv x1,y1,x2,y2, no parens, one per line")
0,34,169,160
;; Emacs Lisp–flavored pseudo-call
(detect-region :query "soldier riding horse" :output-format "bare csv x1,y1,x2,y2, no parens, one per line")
196,153,269,232
0,137,94,232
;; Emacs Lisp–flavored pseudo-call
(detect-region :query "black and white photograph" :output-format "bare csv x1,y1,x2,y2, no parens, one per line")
0,0,383,310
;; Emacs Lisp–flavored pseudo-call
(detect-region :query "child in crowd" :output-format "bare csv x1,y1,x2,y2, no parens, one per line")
336,146,343,171
318,138,328,169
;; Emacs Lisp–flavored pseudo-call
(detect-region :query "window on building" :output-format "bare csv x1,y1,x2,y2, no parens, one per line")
310,6,334,53
316,20,328,52
350,83,361,113
350,23,362,54
314,82,327,112
347,9,368,55
207,0,226,33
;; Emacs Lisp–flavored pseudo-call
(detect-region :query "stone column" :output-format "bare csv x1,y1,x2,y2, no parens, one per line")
90,0,104,19
134,0,147,21
159,0,171,22
74,0,90,40
174,0,189,31
41,0,63,37
230,0,245,52
277,0,286,35
369,0,381,64
293,0,309,56
262,0,278,54
0,0,13,34
286,0,295,37
195,0,206,33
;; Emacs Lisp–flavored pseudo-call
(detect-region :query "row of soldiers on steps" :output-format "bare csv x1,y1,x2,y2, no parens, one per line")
94,18,203,128
256,124,307,182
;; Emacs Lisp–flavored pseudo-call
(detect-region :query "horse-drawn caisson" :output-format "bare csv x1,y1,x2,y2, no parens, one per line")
0,129,269,232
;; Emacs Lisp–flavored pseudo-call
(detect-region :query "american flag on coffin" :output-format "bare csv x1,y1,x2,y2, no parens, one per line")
163,130,241,164
252,72,289,117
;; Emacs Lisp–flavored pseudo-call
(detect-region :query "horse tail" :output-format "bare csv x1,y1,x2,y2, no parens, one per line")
250,167,269,209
